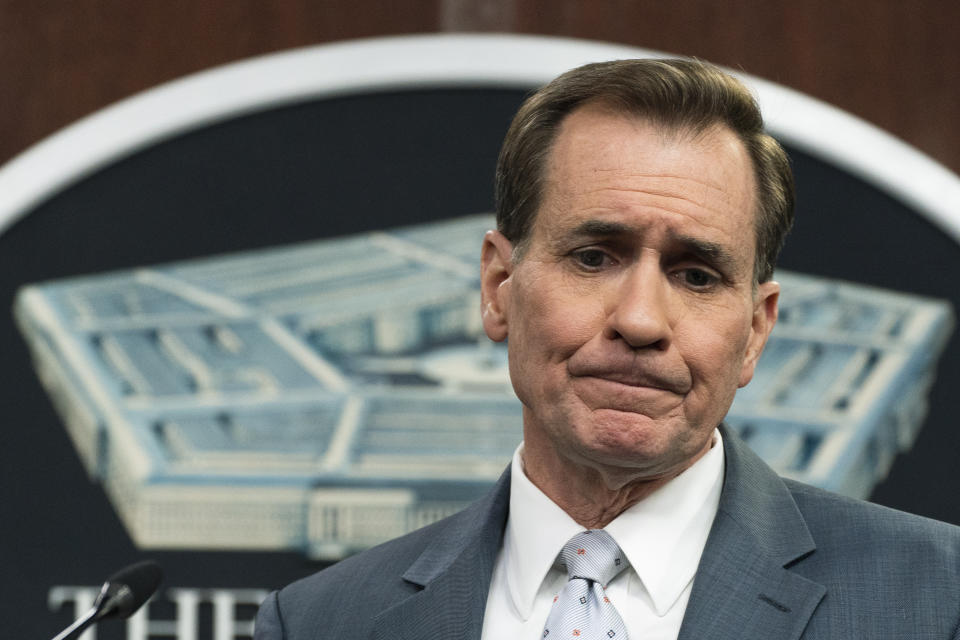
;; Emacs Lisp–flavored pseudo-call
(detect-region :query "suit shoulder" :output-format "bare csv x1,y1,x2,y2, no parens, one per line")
265,514,456,637
266,477,508,637
278,508,463,603
784,478,960,559
780,479,960,636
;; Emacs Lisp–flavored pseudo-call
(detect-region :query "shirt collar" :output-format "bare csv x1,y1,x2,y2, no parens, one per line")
502,444,583,619
503,430,725,618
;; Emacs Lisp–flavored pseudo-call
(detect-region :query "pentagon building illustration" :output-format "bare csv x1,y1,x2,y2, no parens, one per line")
14,215,953,559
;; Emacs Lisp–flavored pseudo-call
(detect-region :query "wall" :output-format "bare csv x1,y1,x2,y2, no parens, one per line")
1,0,958,175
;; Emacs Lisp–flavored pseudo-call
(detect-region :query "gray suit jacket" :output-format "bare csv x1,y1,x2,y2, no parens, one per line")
255,427,960,639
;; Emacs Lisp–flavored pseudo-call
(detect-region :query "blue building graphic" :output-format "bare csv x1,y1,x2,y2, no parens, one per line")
14,215,953,558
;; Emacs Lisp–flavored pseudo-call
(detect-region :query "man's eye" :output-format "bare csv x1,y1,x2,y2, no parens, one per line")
681,268,718,288
573,249,608,268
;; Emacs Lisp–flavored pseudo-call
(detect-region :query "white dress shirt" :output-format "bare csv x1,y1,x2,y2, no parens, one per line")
480,431,724,640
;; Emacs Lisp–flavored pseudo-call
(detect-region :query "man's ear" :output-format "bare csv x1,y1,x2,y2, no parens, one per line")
738,280,779,388
480,230,515,343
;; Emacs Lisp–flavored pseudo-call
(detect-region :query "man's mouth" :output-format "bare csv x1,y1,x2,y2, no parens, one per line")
567,360,690,396
585,371,680,392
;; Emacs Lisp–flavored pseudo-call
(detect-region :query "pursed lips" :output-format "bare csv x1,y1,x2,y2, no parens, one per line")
567,361,691,396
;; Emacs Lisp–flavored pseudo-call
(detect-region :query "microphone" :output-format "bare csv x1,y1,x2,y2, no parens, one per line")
51,560,163,640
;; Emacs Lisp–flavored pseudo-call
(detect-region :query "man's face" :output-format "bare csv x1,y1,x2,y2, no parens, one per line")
481,103,779,483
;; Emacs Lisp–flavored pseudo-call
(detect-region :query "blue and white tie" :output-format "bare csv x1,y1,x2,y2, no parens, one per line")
542,530,629,639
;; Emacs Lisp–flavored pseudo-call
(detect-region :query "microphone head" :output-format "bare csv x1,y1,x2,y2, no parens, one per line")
95,560,163,620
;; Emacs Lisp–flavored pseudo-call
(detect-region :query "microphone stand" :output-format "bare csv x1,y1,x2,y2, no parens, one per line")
51,582,110,640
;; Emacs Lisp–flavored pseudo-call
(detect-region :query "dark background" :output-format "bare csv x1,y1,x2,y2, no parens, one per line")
2,3,959,637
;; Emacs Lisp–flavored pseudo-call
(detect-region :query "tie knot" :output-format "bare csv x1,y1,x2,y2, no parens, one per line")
559,530,627,587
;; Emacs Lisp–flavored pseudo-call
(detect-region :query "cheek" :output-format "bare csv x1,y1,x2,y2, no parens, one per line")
679,321,752,388
514,286,605,357
507,296,604,409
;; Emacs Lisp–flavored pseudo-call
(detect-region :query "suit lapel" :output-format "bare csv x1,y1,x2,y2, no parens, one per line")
678,427,825,640
372,468,511,640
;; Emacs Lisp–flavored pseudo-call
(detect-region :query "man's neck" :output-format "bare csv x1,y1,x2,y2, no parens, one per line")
520,433,715,529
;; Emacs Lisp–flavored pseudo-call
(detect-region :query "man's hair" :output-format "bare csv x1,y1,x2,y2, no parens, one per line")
494,58,794,283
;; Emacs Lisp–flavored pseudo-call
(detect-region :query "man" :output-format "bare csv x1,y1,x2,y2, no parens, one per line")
255,59,960,639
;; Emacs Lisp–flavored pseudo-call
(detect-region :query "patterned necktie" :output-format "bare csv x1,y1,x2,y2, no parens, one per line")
542,530,630,639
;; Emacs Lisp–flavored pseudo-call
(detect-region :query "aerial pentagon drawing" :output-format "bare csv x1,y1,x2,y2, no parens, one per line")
14,214,953,559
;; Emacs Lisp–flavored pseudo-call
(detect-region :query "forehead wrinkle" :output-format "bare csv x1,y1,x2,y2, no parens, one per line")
551,168,743,225
589,171,738,213
591,168,730,195
602,187,736,224
559,189,741,239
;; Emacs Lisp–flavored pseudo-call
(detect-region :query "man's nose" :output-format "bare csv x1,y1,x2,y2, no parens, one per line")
603,262,672,349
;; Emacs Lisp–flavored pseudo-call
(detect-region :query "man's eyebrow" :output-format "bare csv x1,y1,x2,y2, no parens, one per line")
545,219,635,251
671,233,738,271
567,220,636,238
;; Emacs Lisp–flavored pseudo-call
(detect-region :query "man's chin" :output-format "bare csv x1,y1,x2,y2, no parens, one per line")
570,411,709,469
587,406,681,434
